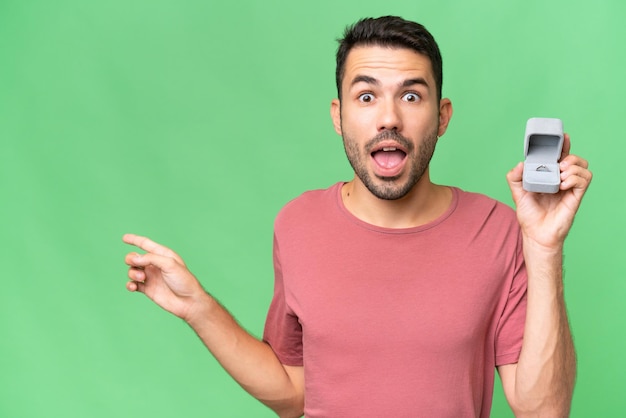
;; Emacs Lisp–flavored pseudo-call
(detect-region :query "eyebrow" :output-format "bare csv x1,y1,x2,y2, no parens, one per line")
350,75,379,87
350,75,430,89
401,77,429,88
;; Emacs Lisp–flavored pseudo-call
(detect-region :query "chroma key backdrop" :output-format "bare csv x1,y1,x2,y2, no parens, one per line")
1,0,624,416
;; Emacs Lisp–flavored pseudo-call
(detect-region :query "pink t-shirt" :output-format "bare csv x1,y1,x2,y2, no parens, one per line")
264,183,526,417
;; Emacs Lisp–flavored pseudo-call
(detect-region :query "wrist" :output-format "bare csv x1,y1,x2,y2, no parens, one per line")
522,232,564,256
184,290,219,328
522,233,565,290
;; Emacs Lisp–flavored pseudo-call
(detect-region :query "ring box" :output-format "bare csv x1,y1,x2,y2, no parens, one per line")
523,117,564,193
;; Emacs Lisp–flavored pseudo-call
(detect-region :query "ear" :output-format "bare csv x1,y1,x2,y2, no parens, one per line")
330,99,342,135
437,98,453,137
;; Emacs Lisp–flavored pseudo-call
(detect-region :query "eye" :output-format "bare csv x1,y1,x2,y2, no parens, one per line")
402,92,420,103
358,93,374,103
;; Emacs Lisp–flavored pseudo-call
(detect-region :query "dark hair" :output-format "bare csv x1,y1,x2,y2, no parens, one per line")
335,16,443,100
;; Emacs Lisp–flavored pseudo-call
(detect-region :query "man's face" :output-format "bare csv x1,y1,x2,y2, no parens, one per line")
331,45,451,200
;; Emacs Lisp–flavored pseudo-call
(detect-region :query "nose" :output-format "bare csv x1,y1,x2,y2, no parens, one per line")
377,99,402,132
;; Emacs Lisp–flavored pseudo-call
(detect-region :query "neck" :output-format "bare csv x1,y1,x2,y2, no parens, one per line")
341,169,452,229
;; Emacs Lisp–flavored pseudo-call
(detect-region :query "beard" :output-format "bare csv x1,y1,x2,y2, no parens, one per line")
342,127,439,200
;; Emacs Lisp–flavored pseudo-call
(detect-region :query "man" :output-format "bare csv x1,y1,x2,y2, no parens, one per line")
123,16,591,417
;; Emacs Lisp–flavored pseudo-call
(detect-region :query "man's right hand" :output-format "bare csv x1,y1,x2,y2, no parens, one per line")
123,233,207,322
122,233,305,416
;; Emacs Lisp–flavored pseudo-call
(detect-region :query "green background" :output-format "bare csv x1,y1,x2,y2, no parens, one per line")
1,0,624,416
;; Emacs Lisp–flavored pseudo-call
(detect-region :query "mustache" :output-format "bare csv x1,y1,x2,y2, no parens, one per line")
365,130,414,152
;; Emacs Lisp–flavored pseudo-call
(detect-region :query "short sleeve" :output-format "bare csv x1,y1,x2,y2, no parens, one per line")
494,232,527,366
262,234,303,366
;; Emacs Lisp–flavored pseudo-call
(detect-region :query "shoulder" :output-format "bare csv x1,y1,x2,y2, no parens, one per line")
454,188,517,219
447,189,523,270
450,188,520,236
275,182,343,229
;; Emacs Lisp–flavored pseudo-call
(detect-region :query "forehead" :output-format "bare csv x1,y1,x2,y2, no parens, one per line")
343,45,435,86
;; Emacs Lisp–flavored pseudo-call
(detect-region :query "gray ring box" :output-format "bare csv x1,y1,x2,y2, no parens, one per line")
523,117,564,194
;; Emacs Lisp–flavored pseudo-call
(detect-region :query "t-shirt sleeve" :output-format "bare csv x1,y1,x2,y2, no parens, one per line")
262,234,304,366
494,231,527,366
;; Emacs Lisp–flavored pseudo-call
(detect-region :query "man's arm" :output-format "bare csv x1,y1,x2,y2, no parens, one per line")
497,244,575,416
123,234,305,418
500,134,591,417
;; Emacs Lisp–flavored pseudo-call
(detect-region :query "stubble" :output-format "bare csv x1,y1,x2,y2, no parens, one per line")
342,127,439,200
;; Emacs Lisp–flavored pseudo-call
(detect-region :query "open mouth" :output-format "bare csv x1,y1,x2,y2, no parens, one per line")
371,146,407,169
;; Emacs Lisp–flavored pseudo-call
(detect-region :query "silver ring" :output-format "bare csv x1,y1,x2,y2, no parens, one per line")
536,165,549,172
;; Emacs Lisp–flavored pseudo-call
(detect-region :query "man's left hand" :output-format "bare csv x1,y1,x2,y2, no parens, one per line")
506,133,592,248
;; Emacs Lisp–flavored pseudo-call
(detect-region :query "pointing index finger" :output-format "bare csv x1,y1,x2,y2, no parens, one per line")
122,233,184,264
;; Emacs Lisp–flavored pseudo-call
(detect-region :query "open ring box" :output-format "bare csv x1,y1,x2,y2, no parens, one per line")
523,117,564,193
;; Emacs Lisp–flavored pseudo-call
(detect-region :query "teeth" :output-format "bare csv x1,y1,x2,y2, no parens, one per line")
382,147,397,151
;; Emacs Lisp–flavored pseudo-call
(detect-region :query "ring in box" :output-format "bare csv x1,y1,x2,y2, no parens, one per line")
523,118,564,194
